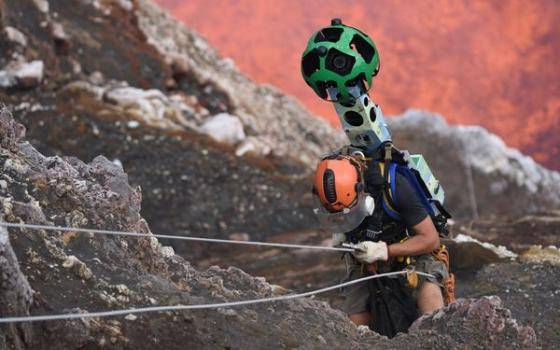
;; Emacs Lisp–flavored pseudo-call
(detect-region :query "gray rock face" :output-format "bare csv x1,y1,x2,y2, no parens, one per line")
457,261,560,349
409,296,536,349
0,226,34,350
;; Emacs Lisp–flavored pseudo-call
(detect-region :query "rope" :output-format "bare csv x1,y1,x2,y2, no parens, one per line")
0,222,353,253
0,221,434,323
0,270,434,323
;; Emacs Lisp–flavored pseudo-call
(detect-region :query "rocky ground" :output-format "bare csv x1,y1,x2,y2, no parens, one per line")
454,212,560,252
196,216,560,349
1,0,559,349
0,0,343,252
0,108,541,349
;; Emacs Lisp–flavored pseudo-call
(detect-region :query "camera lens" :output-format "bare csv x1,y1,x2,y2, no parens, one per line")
333,55,347,69
325,48,355,75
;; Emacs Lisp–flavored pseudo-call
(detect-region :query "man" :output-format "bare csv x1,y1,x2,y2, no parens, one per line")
302,19,453,335
313,152,450,332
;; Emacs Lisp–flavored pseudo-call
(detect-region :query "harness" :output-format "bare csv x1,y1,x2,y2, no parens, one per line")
345,143,409,245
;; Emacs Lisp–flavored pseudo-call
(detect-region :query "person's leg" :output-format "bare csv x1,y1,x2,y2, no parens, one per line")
417,281,444,314
341,257,371,326
349,311,370,326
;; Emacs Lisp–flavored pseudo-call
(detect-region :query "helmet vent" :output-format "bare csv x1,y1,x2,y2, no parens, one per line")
314,27,343,43
349,34,376,63
344,111,364,126
323,169,337,204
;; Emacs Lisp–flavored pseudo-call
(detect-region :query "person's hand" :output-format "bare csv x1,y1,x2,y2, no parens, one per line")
331,233,346,247
350,241,388,263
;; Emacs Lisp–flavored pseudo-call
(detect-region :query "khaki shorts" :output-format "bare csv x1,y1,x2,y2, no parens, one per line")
341,254,449,315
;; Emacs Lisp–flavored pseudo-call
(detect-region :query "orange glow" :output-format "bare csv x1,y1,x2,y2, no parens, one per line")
156,0,560,170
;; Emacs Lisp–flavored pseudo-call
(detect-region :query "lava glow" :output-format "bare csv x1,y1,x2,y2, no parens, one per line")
156,0,560,170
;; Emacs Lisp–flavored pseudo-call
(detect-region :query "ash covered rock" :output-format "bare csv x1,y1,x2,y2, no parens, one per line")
0,60,44,89
458,258,560,349
133,0,345,164
454,211,560,252
389,110,560,218
0,225,34,350
0,108,26,151
3,26,28,47
200,113,246,144
0,0,333,246
408,296,536,349
520,245,560,265
445,234,517,270
0,107,353,349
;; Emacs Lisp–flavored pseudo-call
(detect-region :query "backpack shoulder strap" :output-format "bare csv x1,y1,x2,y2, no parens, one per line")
395,165,436,217
379,162,402,221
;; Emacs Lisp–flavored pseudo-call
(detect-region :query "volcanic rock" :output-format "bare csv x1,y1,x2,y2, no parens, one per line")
408,296,536,349
200,113,246,144
458,257,560,349
389,110,560,219
0,61,44,89
0,1,557,347
454,211,560,252
0,107,538,349
3,26,28,47
520,245,560,265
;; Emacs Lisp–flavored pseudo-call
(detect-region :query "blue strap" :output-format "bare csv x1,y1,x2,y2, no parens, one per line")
395,165,436,217
382,197,402,221
381,162,402,221
389,163,398,208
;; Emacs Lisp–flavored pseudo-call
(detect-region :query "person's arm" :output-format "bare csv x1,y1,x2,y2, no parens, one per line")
351,173,440,264
387,216,440,258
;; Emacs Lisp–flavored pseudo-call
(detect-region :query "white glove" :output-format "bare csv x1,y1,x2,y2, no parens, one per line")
331,233,346,247
350,241,388,263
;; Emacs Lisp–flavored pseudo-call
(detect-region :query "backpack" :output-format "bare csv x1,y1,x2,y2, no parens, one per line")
372,143,452,236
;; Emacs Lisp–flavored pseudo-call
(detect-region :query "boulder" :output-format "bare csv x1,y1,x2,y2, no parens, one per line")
0,61,44,89
200,113,246,144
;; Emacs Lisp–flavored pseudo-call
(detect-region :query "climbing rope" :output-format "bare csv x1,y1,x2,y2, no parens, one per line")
0,270,434,323
0,221,435,324
0,221,353,253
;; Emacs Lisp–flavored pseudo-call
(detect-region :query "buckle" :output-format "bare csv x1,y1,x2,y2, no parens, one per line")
365,229,381,241
405,265,419,288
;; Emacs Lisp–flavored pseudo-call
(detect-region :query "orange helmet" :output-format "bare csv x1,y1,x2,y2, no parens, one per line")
314,155,364,212
313,154,375,233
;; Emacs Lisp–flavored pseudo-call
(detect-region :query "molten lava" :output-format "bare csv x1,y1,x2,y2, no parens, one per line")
156,0,560,170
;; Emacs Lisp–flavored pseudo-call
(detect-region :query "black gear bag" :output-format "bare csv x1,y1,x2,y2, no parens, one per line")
367,276,419,338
